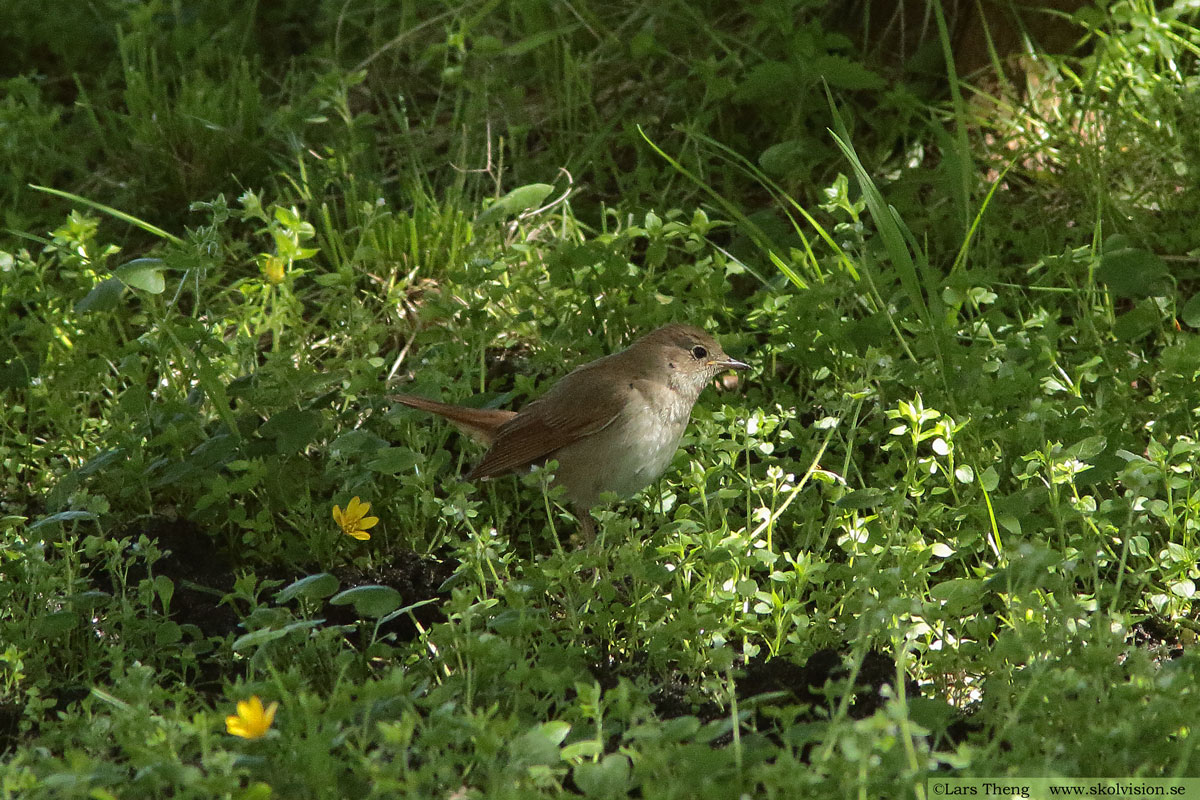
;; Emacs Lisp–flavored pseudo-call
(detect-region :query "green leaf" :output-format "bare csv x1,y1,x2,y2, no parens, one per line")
115,258,167,294
330,585,403,618
153,575,175,609
35,610,79,637
377,598,439,628
907,697,962,735
232,619,324,652
69,590,111,610
312,272,351,287
561,740,603,761
1096,245,1170,298
75,277,125,313
928,578,983,615
980,466,1000,492
985,544,1063,593
574,754,633,798
238,782,274,800
365,447,423,474
661,716,700,740
811,54,884,90
734,61,795,103
76,448,127,478
834,488,889,509
1112,300,1161,342
1181,293,1200,328
474,183,554,226
1170,579,1195,598
0,348,43,389
330,429,389,457
1066,436,1107,461
759,139,808,177
260,409,322,454
276,573,340,603
28,510,98,530
1160,335,1200,375
509,721,570,766
232,627,290,651
155,621,182,645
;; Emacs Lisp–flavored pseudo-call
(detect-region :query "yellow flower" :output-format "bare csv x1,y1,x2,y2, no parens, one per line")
333,496,379,541
260,254,286,285
226,695,278,739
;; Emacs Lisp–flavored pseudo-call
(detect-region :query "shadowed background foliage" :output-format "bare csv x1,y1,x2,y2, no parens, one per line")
3,1,1200,797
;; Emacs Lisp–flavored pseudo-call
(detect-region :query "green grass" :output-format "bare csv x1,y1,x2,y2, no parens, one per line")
3,0,1200,797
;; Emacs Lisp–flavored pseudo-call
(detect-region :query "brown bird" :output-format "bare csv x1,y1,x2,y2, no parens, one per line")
392,323,749,539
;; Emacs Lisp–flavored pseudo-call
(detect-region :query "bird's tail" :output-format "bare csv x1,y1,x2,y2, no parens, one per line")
390,393,517,445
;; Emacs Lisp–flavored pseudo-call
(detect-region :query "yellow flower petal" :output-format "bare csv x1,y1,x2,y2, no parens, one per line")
226,695,278,739
333,497,382,540
262,255,286,285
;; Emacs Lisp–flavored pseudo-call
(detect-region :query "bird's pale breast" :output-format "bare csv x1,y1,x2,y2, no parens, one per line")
549,386,692,509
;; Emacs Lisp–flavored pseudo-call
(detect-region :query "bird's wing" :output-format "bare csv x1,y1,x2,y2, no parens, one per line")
466,363,627,479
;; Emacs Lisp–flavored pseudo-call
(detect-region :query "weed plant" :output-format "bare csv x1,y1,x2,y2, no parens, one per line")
3,1,1200,797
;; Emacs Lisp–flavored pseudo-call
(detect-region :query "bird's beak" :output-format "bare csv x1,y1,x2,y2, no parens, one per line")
712,357,750,371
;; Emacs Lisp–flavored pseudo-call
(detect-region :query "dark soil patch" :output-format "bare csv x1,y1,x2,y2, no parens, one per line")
322,553,456,641
0,701,21,756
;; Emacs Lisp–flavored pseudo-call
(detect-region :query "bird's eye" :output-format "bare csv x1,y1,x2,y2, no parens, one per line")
691,345,708,359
